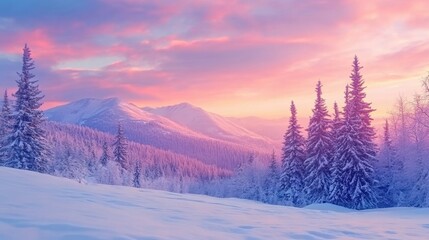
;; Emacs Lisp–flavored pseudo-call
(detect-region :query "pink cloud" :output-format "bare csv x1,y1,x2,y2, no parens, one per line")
1,0,429,119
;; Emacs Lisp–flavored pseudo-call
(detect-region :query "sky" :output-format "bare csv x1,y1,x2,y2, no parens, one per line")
0,0,428,119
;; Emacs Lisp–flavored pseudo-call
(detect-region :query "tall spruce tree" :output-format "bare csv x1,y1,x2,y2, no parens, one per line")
0,90,13,165
1,44,48,172
113,122,127,170
337,56,377,209
349,56,377,159
279,101,306,206
329,98,346,205
304,81,332,203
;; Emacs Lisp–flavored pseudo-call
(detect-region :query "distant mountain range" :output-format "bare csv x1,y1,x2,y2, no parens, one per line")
45,98,282,169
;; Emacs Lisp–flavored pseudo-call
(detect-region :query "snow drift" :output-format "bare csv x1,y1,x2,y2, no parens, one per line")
1,167,428,240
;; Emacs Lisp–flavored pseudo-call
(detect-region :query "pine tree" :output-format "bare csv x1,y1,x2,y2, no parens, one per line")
331,102,342,147
1,44,49,172
376,120,401,207
113,122,127,170
263,150,279,204
100,141,110,167
279,101,306,206
133,161,142,188
304,81,332,203
329,97,346,205
0,90,13,165
335,56,377,209
349,56,377,159
239,154,262,201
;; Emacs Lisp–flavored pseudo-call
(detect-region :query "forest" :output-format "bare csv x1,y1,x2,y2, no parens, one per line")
1,45,429,210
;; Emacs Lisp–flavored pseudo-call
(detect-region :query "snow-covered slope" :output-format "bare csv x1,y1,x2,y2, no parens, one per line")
45,98,203,138
45,98,260,169
1,167,429,240
144,103,274,150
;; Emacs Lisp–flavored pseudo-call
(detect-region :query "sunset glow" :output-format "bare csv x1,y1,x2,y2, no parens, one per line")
1,0,428,118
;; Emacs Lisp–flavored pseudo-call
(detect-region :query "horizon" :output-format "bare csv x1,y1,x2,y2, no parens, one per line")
1,0,428,119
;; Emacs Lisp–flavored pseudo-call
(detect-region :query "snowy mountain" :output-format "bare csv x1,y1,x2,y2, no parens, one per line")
45,98,265,169
45,98,203,138
144,102,275,150
1,166,429,240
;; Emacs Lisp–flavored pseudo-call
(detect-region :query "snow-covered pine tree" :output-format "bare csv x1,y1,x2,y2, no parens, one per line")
240,153,263,201
349,56,377,159
100,141,110,167
279,101,306,206
329,97,346,205
263,150,279,204
376,120,401,207
330,102,342,153
0,90,13,165
113,122,128,170
133,160,142,188
1,44,49,172
304,81,332,203
338,56,377,209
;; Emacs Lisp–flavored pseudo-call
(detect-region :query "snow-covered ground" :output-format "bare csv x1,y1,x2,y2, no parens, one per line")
1,167,428,240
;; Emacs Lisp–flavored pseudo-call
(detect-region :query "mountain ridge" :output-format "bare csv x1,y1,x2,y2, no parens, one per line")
143,102,275,149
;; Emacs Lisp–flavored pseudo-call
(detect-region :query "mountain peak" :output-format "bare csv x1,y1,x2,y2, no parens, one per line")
104,97,121,104
170,102,200,110
72,97,121,106
176,102,195,107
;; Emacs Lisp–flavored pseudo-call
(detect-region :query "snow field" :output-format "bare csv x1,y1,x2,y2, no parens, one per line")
1,167,429,239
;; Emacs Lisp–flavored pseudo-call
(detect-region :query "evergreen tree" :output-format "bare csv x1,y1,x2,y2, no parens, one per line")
100,141,110,167
279,101,305,206
113,122,127,170
239,154,262,201
335,56,377,209
331,102,342,148
329,96,346,205
349,56,377,159
1,44,49,172
376,120,401,207
133,161,142,188
0,90,13,165
263,150,279,204
410,169,429,207
304,81,332,203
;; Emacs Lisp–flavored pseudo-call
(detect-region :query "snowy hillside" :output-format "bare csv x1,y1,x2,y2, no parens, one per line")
45,98,203,138
1,167,429,240
44,121,231,184
45,98,267,169
144,102,274,149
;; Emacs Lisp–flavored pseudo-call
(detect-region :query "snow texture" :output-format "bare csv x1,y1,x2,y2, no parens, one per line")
3,167,428,239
